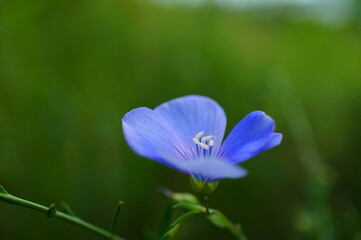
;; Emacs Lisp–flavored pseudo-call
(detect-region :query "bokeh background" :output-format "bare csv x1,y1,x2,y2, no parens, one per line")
1,0,360,239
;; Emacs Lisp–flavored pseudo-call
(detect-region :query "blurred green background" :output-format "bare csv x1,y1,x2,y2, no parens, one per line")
0,0,360,239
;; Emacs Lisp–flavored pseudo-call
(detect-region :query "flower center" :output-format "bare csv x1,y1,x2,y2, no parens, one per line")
192,131,215,150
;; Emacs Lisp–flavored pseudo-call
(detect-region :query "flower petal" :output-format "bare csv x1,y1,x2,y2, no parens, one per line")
263,133,283,151
122,107,192,169
220,111,281,164
155,95,227,153
176,160,248,182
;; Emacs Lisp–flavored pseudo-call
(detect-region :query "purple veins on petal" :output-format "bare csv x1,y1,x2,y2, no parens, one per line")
122,107,189,167
155,95,227,152
220,111,282,164
122,96,282,182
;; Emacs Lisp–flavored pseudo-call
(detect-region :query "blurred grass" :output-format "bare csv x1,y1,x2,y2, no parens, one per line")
0,0,361,239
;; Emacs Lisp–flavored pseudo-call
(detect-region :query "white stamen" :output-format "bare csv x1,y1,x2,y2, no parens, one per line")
192,131,215,152
201,135,212,142
199,142,209,150
192,138,200,144
194,131,204,140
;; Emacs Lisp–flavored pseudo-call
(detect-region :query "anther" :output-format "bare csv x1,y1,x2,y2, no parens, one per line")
199,142,209,150
195,131,204,140
193,138,201,144
201,136,212,142
209,139,215,147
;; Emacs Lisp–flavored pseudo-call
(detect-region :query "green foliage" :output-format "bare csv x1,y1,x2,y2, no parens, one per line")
170,192,200,205
207,210,247,240
207,210,231,228
0,187,126,240
0,185,8,195
161,224,180,240
111,201,124,234
162,190,248,240
0,0,360,239
173,202,205,212
47,203,57,218
61,202,77,217
170,210,202,227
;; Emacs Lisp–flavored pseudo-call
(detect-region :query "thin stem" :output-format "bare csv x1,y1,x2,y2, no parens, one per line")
0,192,125,240
111,201,124,235
203,196,210,215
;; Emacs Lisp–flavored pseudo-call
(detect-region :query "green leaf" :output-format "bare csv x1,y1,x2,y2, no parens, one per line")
0,185,8,195
171,210,202,227
111,201,124,234
161,211,202,239
170,192,200,204
161,223,180,240
47,203,57,218
207,210,247,239
173,202,205,212
61,202,77,216
207,210,232,228
159,187,200,204
159,202,173,237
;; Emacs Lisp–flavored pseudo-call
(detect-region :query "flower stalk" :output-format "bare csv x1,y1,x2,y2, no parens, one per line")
203,196,210,215
0,186,125,240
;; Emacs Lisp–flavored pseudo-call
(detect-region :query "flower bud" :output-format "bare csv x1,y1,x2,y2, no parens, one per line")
189,177,219,197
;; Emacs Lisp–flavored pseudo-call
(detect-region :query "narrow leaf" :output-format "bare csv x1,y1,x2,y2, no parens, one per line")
207,210,232,228
171,192,200,204
47,203,57,218
0,185,8,195
159,188,200,204
207,210,247,239
61,202,77,216
111,201,124,234
159,202,173,237
161,224,180,240
171,210,202,227
173,202,205,212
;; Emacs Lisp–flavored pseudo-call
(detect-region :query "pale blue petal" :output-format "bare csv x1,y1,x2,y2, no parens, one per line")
263,133,283,151
122,107,192,168
220,111,280,164
175,160,248,182
155,95,227,155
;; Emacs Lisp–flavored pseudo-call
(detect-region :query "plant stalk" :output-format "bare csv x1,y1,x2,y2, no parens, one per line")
203,196,210,215
0,192,125,240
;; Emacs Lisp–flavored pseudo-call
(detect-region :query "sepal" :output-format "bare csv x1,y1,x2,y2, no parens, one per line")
190,177,219,197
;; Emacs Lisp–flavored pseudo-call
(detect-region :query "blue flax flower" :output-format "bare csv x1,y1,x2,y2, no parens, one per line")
122,95,282,183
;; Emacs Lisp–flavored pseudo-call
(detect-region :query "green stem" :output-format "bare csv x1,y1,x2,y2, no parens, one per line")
203,196,210,215
0,192,125,240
